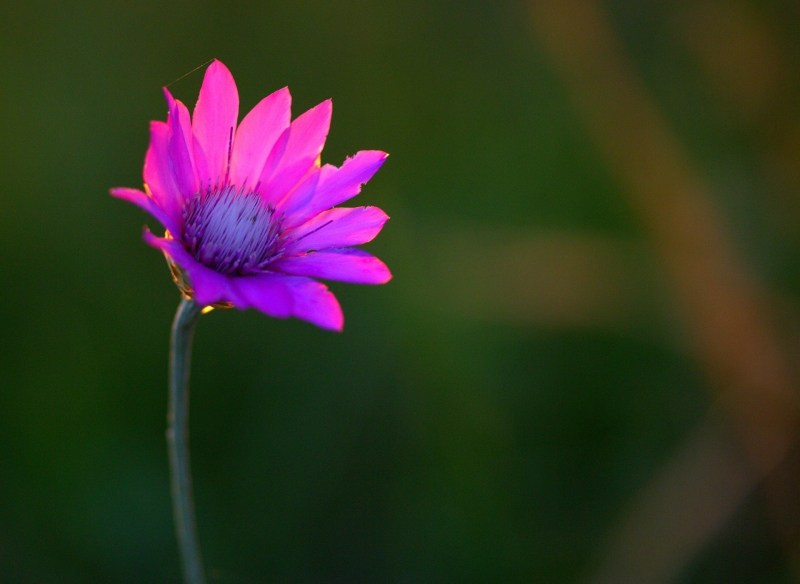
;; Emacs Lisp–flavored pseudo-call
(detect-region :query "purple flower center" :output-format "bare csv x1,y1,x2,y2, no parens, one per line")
181,186,282,276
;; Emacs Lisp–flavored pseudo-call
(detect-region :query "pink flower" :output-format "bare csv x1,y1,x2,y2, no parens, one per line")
112,60,390,331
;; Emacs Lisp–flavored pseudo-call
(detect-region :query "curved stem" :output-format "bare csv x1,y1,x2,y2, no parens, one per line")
168,298,206,584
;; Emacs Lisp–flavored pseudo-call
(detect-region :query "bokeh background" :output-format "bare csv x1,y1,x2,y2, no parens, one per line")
3,0,800,582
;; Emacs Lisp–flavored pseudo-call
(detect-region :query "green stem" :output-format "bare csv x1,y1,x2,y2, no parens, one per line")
168,298,206,584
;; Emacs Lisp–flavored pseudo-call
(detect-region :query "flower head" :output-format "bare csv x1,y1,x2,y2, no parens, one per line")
112,60,390,331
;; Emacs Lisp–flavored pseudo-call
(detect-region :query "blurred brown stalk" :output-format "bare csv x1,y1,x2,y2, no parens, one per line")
529,0,800,581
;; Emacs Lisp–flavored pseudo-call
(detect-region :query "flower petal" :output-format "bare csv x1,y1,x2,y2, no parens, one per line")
256,127,289,197
110,187,180,234
275,166,321,218
233,273,344,331
142,231,239,307
284,150,388,228
285,206,389,253
163,89,198,198
192,60,239,186
144,121,183,219
273,249,392,284
192,134,210,190
230,87,291,190
259,99,331,204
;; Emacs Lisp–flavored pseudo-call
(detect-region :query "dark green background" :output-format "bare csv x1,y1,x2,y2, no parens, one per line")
2,0,799,582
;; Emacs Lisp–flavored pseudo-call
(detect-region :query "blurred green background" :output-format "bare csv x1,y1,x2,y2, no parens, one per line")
3,0,800,582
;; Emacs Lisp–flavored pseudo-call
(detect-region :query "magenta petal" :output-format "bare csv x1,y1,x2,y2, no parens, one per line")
282,99,332,168
185,264,239,307
192,60,239,186
284,150,388,228
256,127,289,202
259,99,331,203
230,87,291,190
143,121,183,219
285,206,389,253
142,231,237,307
274,249,392,284
164,89,198,198
192,134,210,190
233,273,344,331
110,187,180,234
276,166,321,217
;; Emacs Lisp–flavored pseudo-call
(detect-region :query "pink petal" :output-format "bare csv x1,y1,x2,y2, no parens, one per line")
275,166,321,217
143,121,183,219
233,273,344,331
192,60,239,187
229,87,291,190
259,99,331,205
192,134,210,190
110,187,180,235
273,249,392,284
285,206,389,253
163,89,198,198
256,127,289,200
142,231,238,307
284,150,388,228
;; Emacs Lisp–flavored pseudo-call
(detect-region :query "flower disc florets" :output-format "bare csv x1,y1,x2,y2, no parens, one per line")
183,186,282,276
111,59,391,330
